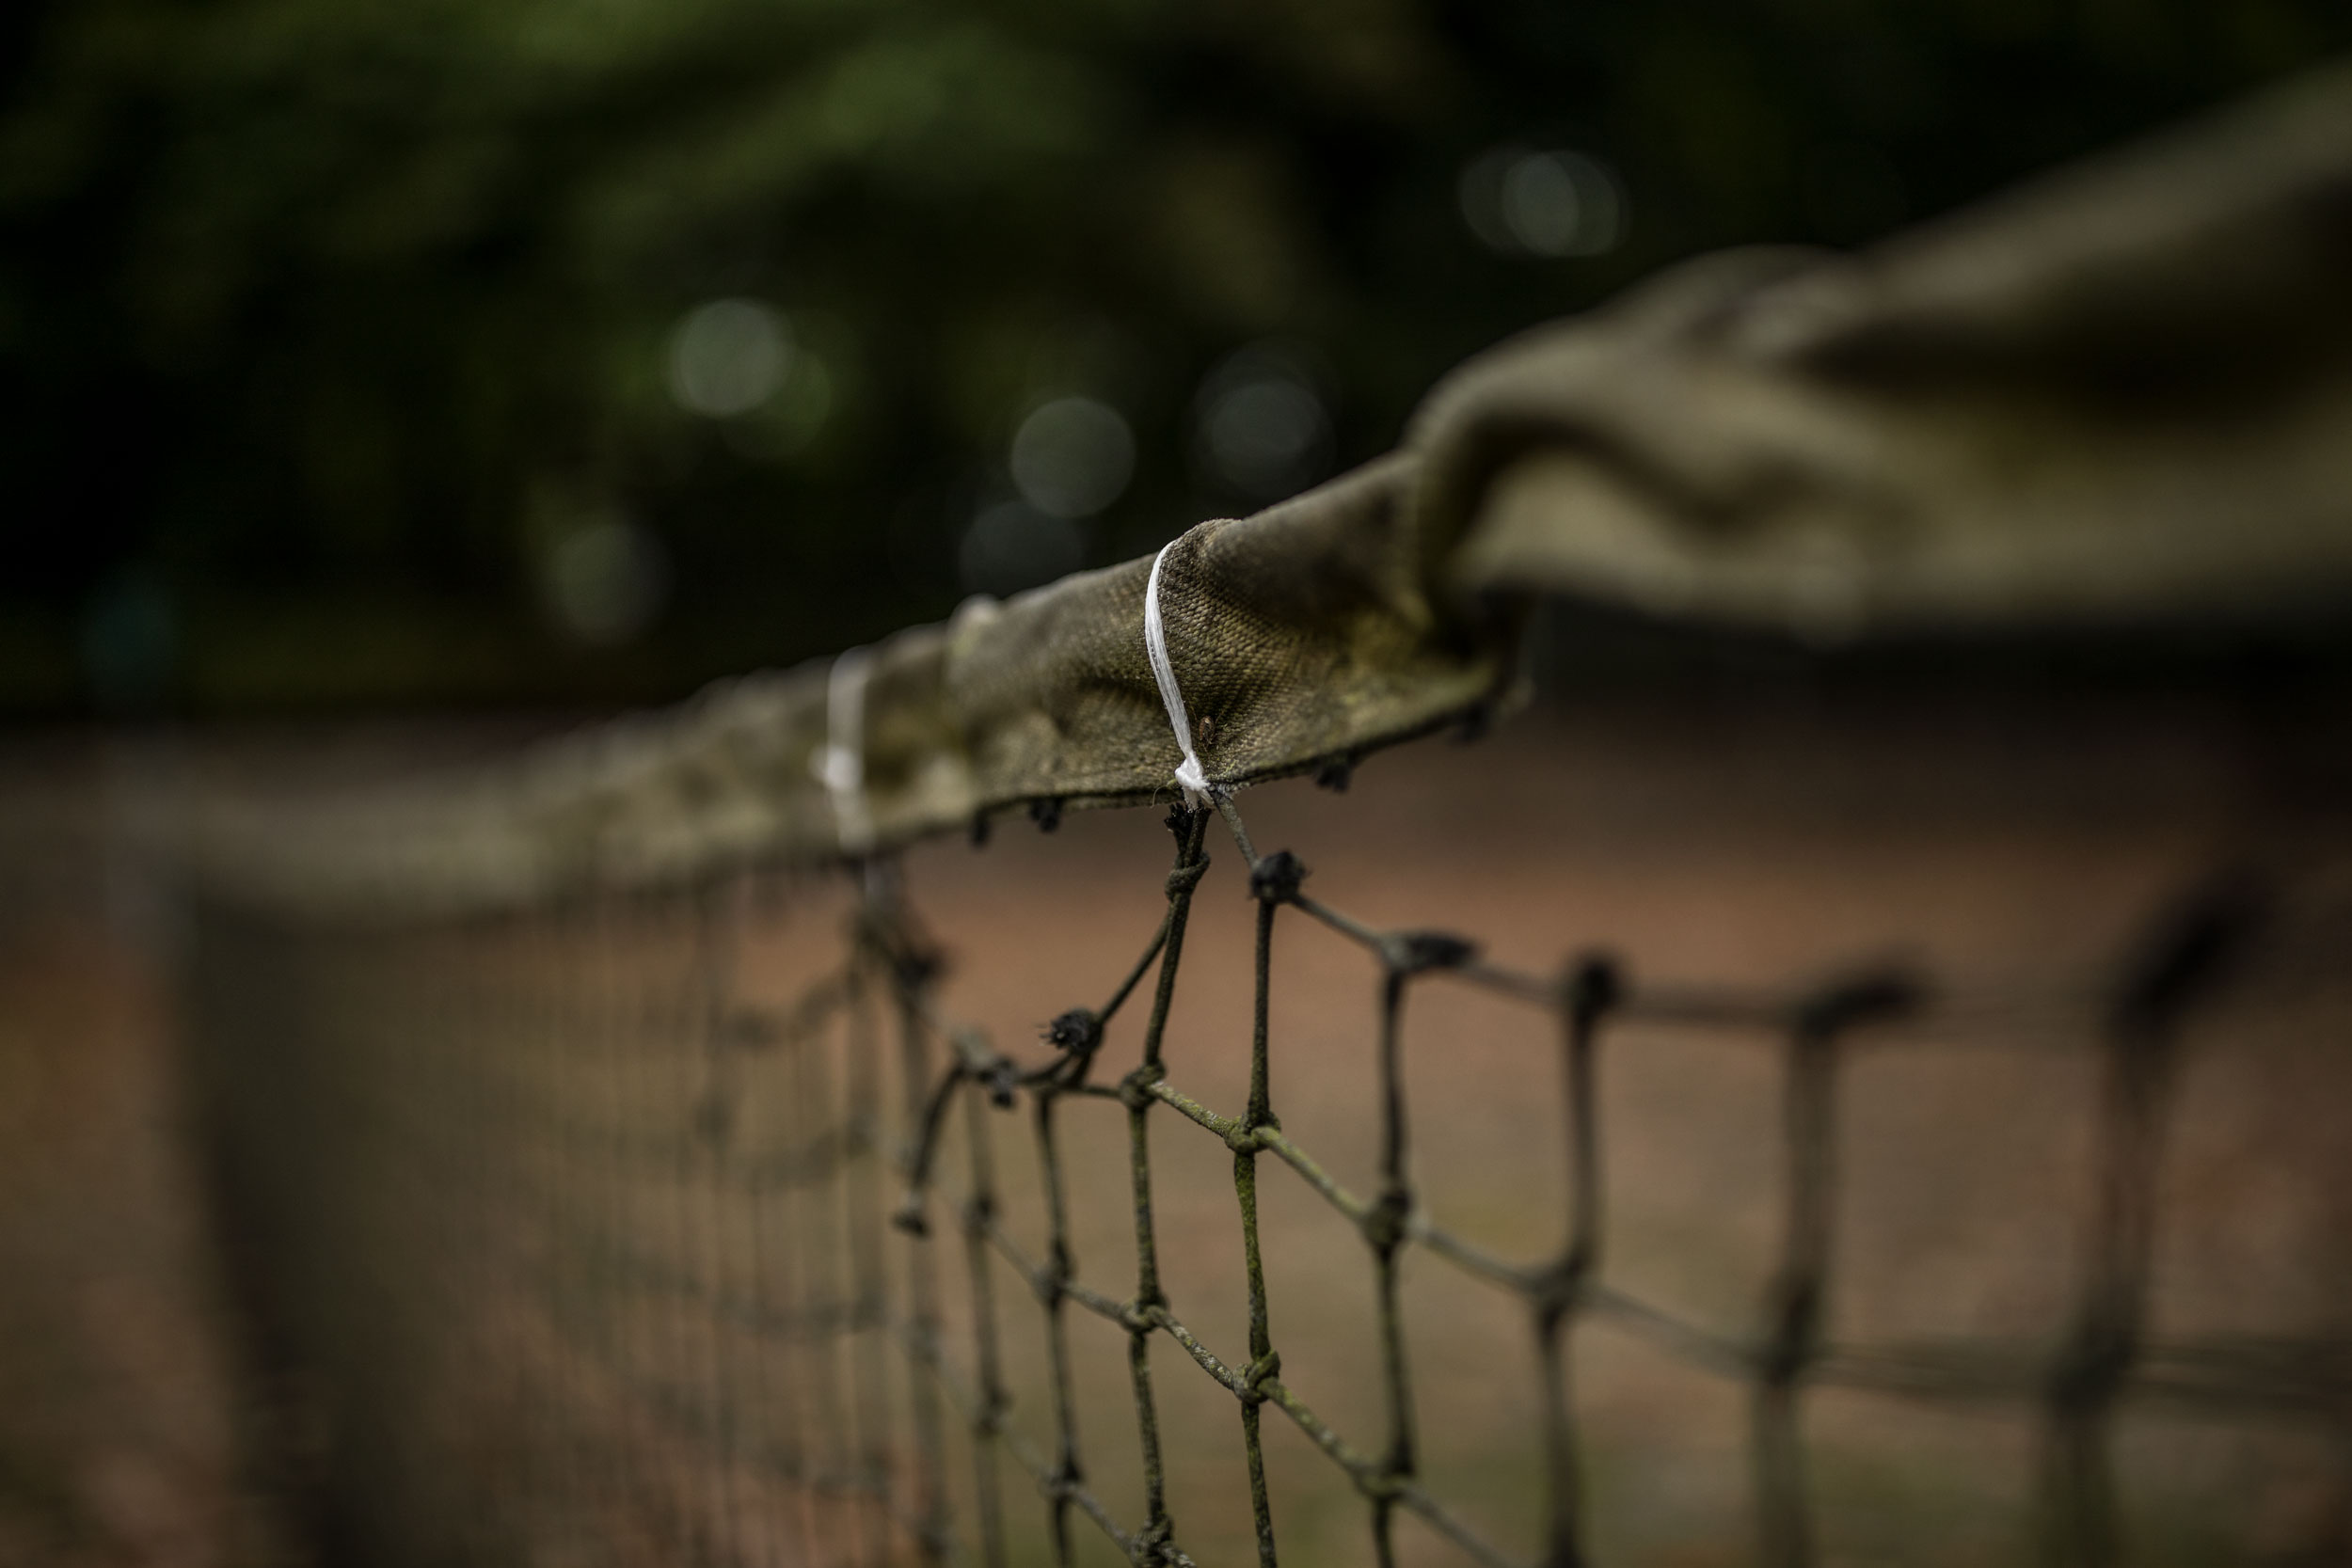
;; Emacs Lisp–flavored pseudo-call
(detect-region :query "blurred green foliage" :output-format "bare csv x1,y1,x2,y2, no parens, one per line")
2,0,2346,711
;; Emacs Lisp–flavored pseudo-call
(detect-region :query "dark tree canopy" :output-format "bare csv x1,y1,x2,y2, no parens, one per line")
3,0,2345,711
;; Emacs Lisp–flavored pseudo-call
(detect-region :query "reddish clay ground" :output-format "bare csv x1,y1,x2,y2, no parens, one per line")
4,694,2349,1566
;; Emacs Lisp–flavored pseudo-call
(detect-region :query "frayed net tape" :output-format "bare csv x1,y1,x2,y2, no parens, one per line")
1144,540,1214,809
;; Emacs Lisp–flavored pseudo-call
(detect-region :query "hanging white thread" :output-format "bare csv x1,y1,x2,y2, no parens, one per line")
813,646,874,854
1143,539,1213,809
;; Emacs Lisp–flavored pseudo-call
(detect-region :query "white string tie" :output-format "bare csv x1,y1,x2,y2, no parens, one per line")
813,646,874,855
1143,539,1213,810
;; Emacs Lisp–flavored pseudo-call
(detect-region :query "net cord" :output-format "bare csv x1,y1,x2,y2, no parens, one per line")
195,797,2352,1568
1143,539,1214,809
815,647,875,854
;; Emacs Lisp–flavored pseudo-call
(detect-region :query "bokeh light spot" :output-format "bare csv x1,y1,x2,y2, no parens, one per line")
544,519,672,645
723,351,836,463
668,298,793,418
1009,396,1135,518
1194,343,1333,502
1204,380,1327,498
1460,146,1626,258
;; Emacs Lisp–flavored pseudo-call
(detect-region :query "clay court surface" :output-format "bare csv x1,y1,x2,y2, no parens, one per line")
4,695,2348,1566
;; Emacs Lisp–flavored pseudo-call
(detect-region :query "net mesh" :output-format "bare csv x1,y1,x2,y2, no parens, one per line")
186,768,2352,1568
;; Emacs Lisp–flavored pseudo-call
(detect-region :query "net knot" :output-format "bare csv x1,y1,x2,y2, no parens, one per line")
1248,849,1307,905
1564,953,1624,1024
1794,968,1924,1040
949,1029,1018,1106
1164,858,1210,899
1758,1277,1821,1386
879,934,945,993
857,905,946,992
1041,1008,1103,1057
725,1010,780,1050
1117,1065,1164,1111
691,1089,733,1148
1240,1350,1282,1404
1384,930,1479,976
1036,1250,1069,1308
2048,1316,2137,1414
1037,1459,1086,1506
1131,1515,1180,1563
975,1053,1020,1108
2110,869,2266,1038
1533,1258,1589,1330
1362,1186,1411,1255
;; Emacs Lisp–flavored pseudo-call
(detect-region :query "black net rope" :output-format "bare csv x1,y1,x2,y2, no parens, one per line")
188,788,2352,1568
864,800,2334,1568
